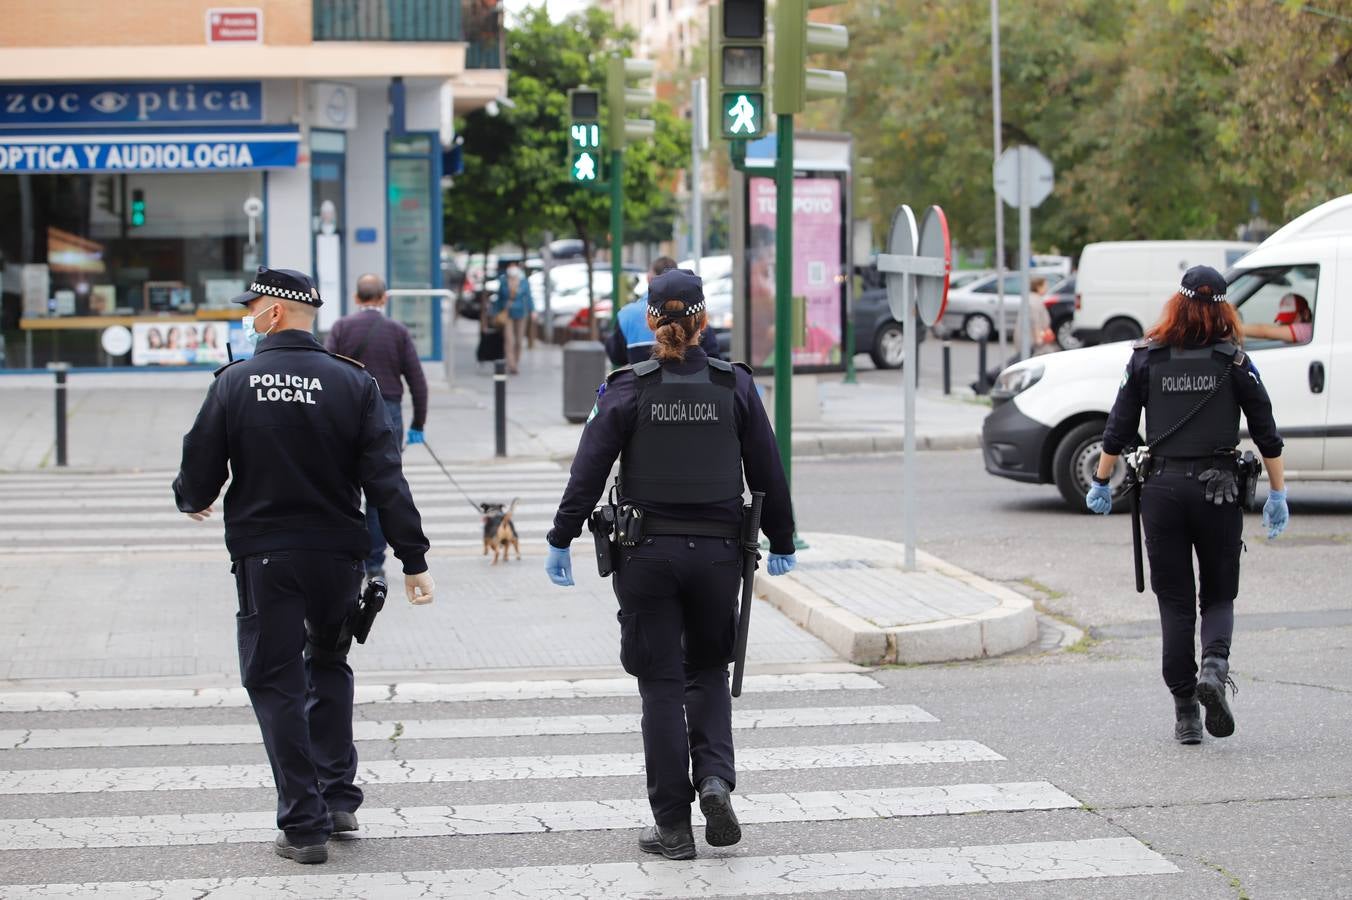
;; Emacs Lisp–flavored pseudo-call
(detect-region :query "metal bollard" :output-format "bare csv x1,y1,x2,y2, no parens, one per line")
494,359,507,458
976,336,989,393
48,362,70,467
942,341,952,395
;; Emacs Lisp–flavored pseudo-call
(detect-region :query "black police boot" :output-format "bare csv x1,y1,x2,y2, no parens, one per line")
273,833,328,864
1174,693,1203,745
330,810,359,833
1196,656,1237,738
638,822,696,860
698,776,742,847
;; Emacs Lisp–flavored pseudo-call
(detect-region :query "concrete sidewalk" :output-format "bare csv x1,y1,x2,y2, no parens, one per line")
756,533,1040,665
0,318,988,471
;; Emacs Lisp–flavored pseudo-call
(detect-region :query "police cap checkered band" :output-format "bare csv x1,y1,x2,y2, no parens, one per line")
1179,265,1227,303
646,267,704,316
232,266,324,307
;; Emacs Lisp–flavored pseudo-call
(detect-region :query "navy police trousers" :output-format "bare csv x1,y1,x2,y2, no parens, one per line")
234,549,365,845
612,534,743,827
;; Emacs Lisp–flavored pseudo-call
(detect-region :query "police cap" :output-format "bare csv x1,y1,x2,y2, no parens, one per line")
1179,265,1227,303
232,266,324,308
646,268,705,321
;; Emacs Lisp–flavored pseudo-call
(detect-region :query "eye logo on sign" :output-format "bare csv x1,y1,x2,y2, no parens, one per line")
89,92,129,114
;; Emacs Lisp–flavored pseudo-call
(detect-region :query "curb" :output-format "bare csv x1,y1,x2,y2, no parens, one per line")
754,535,1038,666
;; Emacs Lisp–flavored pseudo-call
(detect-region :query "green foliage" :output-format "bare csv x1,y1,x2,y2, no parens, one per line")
842,0,1352,256
446,6,690,262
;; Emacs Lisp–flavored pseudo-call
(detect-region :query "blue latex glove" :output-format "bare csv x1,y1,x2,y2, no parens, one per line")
545,543,575,586
406,429,425,445
1262,489,1289,539
767,552,796,576
1085,481,1112,515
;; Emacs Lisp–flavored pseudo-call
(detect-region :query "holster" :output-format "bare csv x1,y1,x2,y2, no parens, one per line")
1238,450,1262,509
588,505,618,578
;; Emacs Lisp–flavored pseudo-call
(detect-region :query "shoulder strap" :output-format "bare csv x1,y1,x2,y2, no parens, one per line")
1146,352,1233,453
731,361,754,375
350,314,385,362
606,364,634,384
707,357,733,372
632,359,661,376
213,359,244,378
329,352,366,369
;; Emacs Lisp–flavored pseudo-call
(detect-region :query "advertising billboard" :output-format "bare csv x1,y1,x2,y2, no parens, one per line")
131,322,230,366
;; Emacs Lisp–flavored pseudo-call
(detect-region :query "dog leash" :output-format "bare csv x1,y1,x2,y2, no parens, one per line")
417,439,488,513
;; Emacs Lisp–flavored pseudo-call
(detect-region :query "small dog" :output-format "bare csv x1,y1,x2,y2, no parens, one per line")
481,500,521,564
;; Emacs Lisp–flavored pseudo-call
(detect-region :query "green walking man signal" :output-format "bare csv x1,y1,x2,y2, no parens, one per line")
567,88,604,184
710,0,768,140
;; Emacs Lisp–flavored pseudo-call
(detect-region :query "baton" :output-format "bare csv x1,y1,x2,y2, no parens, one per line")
730,491,765,699
1129,471,1145,594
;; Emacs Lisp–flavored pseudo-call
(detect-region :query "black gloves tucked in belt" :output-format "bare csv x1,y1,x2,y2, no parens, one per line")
1198,467,1239,505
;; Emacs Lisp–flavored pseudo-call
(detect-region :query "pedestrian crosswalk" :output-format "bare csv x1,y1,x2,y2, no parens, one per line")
0,670,1179,897
0,460,571,556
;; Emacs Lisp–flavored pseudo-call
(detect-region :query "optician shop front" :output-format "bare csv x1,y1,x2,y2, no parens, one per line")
0,78,444,371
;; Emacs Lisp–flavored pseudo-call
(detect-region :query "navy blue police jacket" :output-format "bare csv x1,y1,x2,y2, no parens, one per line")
1102,340,1284,459
172,329,429,573
548,347,796,555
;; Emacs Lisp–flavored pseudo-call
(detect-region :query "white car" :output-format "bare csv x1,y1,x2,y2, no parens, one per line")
937,269,1066,341
981,193,1352,510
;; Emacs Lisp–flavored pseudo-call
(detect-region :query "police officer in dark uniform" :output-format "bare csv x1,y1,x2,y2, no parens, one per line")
172,266,435,864
544,268,797,860
1086,265,1289,745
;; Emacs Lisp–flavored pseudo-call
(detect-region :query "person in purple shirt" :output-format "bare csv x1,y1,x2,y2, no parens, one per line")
326,273,430,579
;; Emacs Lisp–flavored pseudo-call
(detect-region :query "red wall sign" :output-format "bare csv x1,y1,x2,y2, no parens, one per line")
206,8,263,43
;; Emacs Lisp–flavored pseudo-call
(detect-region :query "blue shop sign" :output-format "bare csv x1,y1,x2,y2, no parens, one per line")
1,82,262,126
0,126,299,173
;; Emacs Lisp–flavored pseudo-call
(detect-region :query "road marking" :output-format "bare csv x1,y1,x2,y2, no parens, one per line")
0,503,564,525
0,838,1176,897
0,490,567,514
0,741,996,795
0,704,936,750
0,782,1078,851
0,464,566,489
0,672,880,713
0,520,561,543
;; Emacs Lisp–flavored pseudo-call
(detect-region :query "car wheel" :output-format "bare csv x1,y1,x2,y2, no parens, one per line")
963,314,994,342
1101,317,1143,343
1053,421,1130,513
870,322,907,369
1053,317,1082,350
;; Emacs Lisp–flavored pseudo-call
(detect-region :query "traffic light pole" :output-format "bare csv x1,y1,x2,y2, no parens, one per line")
611,149,624,310
774,113,794,495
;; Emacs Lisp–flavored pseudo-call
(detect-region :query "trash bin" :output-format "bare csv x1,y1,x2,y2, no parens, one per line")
563,340,608,423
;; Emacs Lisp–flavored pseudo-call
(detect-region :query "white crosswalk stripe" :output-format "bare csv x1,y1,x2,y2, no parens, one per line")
0,462,569,555
0,669,1180,895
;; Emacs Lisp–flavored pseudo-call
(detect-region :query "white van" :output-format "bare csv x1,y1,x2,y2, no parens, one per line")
982,195,1352,510
1073,240,1256,345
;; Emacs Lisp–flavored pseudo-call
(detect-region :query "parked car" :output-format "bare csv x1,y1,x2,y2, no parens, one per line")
936,269,1064,341
1072,240,1255,345
981,194,1352,511
854,286,927,369
1044,276,1079,350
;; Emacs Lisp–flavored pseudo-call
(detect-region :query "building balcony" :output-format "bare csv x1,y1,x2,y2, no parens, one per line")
313,0,502,68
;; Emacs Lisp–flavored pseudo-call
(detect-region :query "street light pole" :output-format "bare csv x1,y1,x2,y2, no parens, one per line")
611,148,624,313
774,114,795,493
990,0,1008,365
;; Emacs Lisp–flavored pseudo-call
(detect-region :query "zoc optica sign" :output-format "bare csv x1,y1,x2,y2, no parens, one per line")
1,82,263,126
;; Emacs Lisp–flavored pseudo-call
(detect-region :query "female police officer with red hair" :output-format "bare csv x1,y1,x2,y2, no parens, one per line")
1086,265,1288,745
544,268,797,860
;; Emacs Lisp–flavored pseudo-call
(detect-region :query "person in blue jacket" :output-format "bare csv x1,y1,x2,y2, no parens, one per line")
492,264,533,374
607,257,721,365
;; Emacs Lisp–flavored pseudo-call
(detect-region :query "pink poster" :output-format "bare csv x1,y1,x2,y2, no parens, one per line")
747,175,843,368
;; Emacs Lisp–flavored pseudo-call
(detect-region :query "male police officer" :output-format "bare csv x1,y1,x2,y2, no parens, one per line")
173,266,435,864
605,257,723,366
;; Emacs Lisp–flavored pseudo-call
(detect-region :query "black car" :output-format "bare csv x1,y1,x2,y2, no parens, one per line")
854,285,927,369
1044,276,1079,350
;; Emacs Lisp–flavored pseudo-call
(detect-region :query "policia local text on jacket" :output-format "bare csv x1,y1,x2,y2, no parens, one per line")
172,266,432,864
1090,265,1286,746
546,268,795,860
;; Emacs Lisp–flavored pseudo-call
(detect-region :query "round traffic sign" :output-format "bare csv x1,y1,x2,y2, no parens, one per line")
100,325,132,357
915,205,952,327
884,204,917,321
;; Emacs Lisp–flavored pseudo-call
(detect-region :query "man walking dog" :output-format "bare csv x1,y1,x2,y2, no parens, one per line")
326,274,430,580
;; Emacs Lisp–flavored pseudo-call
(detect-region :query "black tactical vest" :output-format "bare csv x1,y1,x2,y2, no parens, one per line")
1145,344,1242,458
620,358,744,504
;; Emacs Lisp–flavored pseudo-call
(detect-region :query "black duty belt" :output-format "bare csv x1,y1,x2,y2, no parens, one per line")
1149,456,1237,477
642,517,741,539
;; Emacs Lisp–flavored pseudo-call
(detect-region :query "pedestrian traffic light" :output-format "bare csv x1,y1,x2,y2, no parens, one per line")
567,87,603,184
130,189,146,227
95,177,116,215
709,0,767,140
606,54,656,150
773,0,848,116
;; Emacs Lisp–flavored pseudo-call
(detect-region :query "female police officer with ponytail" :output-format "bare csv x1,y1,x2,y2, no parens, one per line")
544,268,797,860
1086,265,1288,745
